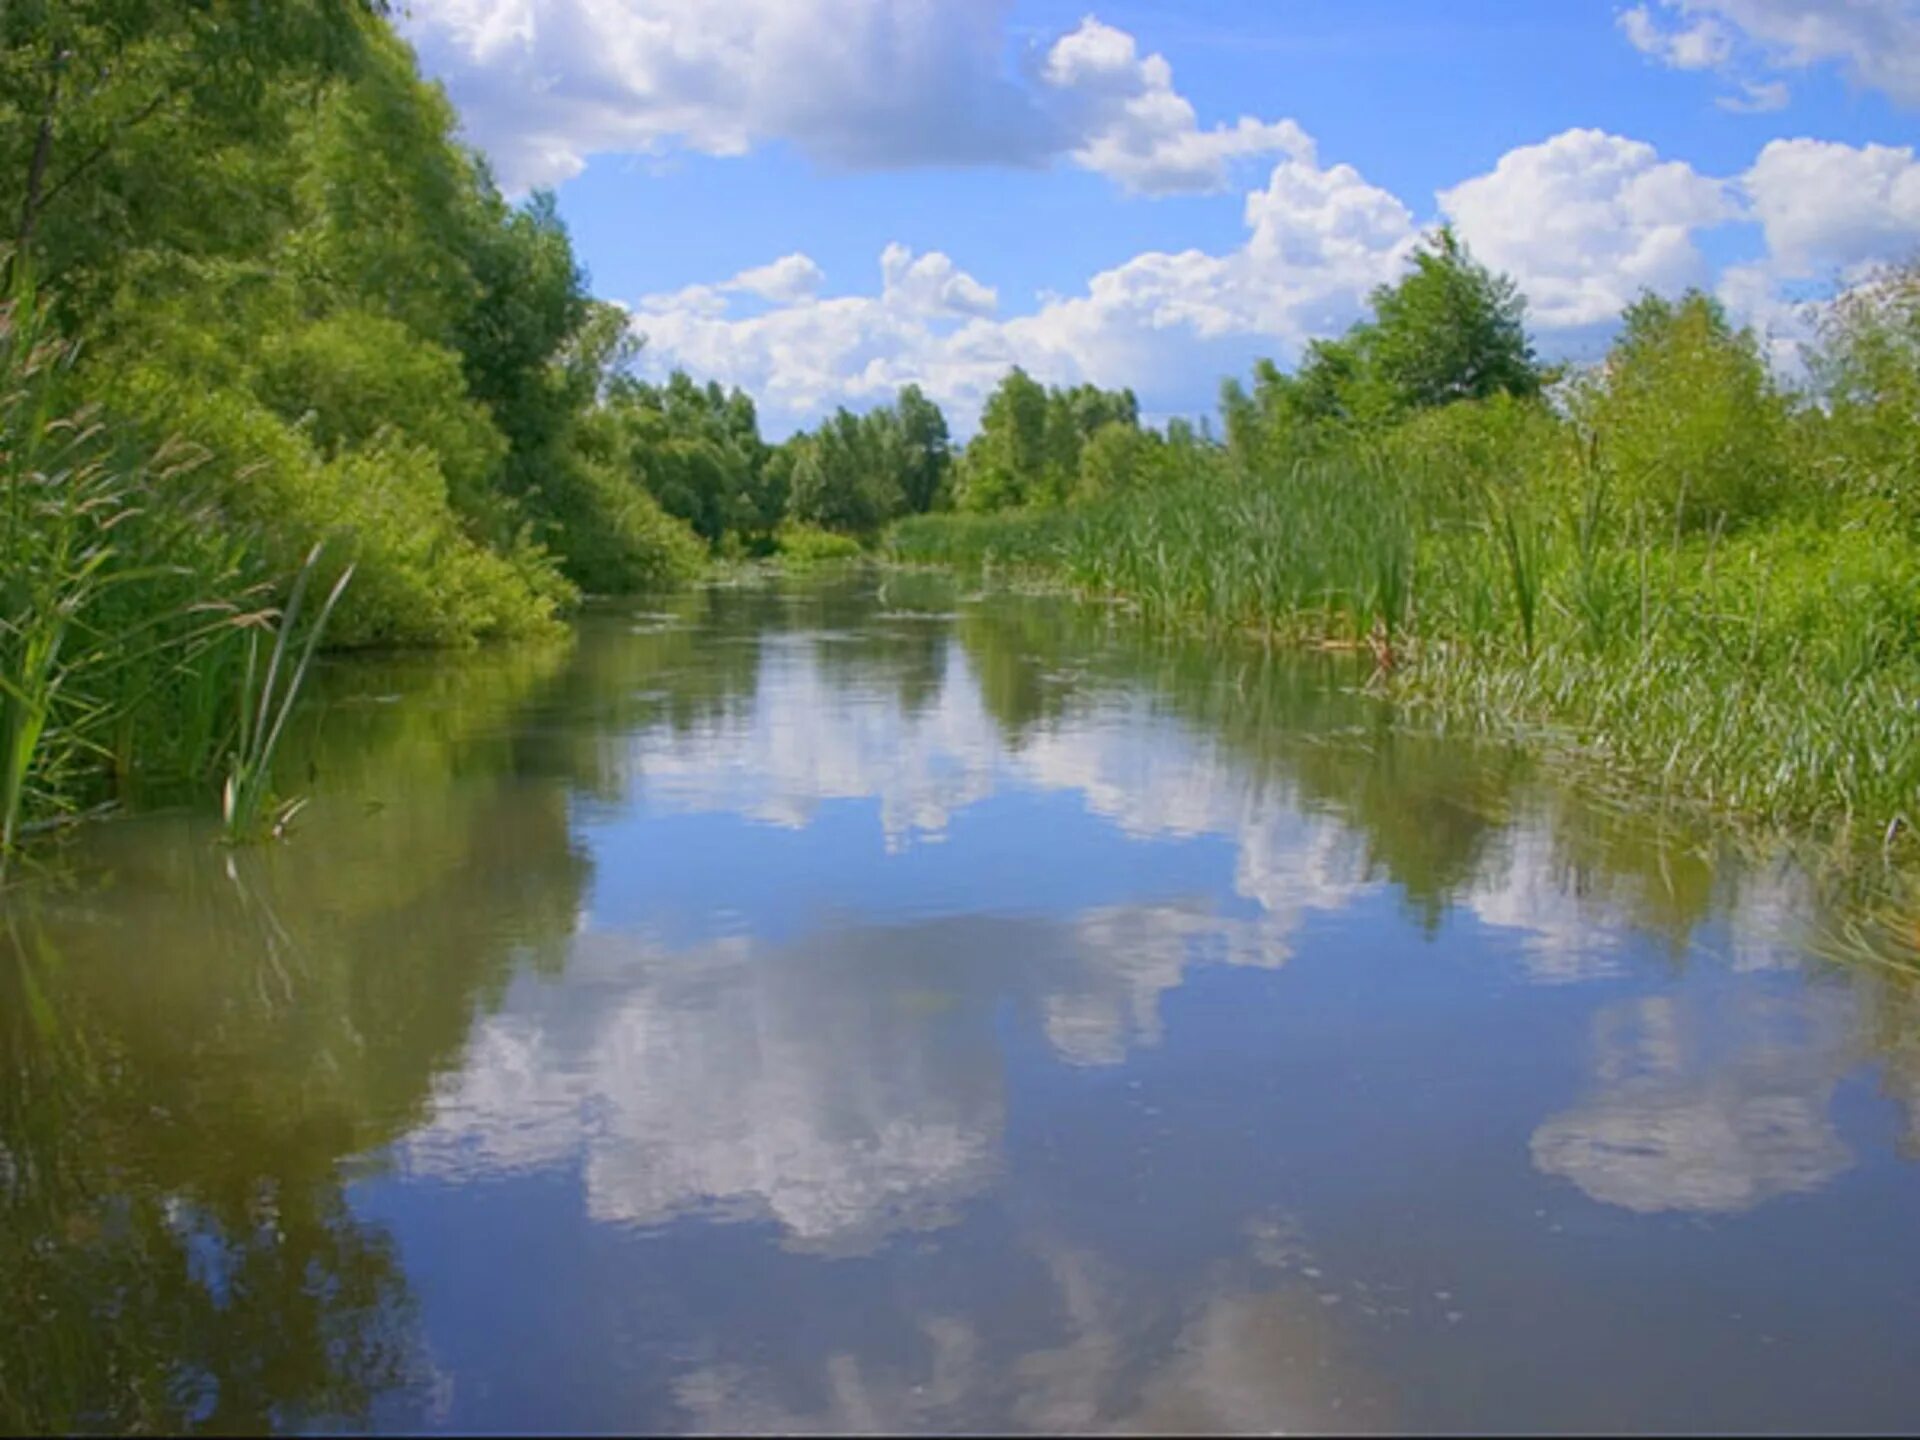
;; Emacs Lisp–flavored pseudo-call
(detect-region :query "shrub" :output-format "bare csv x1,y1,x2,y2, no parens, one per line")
776,522,865,566
536,455,707,595
1802,260,1920,529
1573,291,1788,533
103,363,566,646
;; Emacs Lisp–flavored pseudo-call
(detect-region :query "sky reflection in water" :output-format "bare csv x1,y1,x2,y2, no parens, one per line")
7,575,1920,1434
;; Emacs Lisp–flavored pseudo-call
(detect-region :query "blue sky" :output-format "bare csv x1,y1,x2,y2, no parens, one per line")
403,1,1920,433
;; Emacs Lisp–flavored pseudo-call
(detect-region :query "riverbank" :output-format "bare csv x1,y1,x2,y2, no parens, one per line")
885,452,1920,874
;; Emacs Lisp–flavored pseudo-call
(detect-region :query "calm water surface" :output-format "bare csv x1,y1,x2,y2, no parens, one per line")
7,573,1920,1433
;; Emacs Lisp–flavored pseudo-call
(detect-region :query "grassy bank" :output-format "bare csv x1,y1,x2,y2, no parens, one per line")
889,283,1920,850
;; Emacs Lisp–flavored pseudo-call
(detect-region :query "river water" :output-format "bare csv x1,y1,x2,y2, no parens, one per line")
5,572,1920,1433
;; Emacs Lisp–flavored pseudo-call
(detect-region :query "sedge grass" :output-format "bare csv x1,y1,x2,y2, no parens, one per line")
885,445,1920,857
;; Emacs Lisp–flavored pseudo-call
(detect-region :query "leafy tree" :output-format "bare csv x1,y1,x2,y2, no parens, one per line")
1365,225,1541,411
0,0,380,306
1804,259,1920,527
960,367,1049,511
894,383,952,513
958,369,1140,512
1574,289,1786,531
785,407,908,535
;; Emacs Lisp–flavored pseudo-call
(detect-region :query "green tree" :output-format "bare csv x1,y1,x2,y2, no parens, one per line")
960,367,1049,511
0,0,379,305
894,383,952,513
1575,289,1786,531
1366,225,1541,410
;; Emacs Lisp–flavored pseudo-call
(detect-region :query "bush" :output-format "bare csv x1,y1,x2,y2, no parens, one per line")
1802,260,1920,529
776,522,865,566
537,455,707,595
1573,291,1788,533
103,362,567,646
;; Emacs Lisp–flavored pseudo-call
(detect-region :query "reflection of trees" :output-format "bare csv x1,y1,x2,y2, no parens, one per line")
0,642,591,1432
952,603,1515,924
946,587,1763,956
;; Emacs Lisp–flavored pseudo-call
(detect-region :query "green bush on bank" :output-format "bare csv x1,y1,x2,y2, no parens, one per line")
0,3,710,847
774,522,865,566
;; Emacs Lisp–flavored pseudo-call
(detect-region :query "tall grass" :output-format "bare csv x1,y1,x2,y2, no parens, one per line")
222,544,354,843
886,375,1920,849
0,289,360,872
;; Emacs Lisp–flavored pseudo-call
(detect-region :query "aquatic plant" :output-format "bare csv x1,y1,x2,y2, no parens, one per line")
222,544,354,844
0,289,255,875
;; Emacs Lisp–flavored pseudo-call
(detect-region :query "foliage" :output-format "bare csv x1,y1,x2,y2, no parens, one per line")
1570,290,1788,532
955,370,1142,512
1803,262,1920,529
775,521,865,566
222,544,354,843
0,0,719,845
1222,228,1543,468
1365,226,1541,410
889,258,1920,848
0,292,256,872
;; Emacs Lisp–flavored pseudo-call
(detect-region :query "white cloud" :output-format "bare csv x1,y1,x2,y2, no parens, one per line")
1439,128,1736,330
633,247,1023,428
1743,137,1920,277
1039,17,1312,195
401,1,1309,194
880,243,999,318
1717,77,1792,112
627,125,1920,431
631,147,1414,433
1620,0,1920,109
1619,4,1734,70
730,252,827,303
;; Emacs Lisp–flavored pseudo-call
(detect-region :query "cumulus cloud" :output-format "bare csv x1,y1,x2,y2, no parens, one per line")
1704,138,1920,365
1742,137,1920,277
626,124,1920,431
401,0,1309,193
729,252,827,303
880,243,999,318
1039,17,1313,195
1439,128,1736,330
1620,0,1920,110
633,247,1023,428
631,147,1414,432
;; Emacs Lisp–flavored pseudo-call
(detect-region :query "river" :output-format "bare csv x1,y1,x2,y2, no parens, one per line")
5,571,1919,1433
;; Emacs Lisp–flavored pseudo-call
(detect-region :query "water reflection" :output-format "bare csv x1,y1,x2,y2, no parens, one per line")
1533,988,1857,1214
7,573,1920,1433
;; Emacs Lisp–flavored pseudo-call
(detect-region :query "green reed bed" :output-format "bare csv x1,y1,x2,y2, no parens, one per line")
0,295,346,873
885,447,1920,850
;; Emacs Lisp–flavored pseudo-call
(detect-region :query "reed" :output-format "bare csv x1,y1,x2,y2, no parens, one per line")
885,431,1920,851
221,544,354,844
0,292,256,874
0,286,338,873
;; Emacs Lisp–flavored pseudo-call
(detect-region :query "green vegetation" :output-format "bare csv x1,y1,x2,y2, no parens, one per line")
221,544,353,844
0,0,707,854
891,235,1920,850
2,0,1913,878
